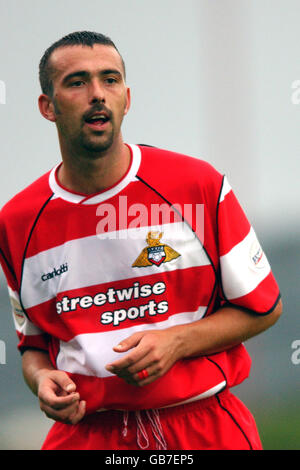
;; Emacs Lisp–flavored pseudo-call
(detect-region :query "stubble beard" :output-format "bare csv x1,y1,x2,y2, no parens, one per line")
54,98,117,158
59,118,116,159
80,126,115,155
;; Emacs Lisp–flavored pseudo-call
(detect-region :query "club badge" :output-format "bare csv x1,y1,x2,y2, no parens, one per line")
132,231,181,267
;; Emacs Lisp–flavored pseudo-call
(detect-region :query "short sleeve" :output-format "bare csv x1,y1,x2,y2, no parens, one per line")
217,176,280,314
6,286,49,353
0,217,49,354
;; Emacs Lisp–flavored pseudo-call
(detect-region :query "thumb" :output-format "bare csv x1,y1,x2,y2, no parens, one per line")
53,371,77,394
113,331,144,353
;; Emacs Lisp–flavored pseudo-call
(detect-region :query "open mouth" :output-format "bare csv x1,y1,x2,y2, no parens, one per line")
85,113,110,129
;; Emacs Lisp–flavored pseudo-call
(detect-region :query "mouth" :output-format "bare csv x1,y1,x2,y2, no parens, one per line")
84,112,111,130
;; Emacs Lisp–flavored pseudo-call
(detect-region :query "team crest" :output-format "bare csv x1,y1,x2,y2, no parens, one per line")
132,231,181,268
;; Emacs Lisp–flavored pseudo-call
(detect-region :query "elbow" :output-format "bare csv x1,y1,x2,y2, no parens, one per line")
269,297,283,325
274,297,283,316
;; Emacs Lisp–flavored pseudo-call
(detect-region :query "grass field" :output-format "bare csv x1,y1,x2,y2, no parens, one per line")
256,404,300,450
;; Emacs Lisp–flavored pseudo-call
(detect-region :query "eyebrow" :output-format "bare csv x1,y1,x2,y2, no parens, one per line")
62,69,123,84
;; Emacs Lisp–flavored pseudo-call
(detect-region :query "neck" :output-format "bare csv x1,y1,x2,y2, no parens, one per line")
57,138,131,195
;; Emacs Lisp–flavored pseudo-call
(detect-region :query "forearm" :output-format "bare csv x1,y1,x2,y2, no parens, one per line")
22,349,55,396
22,349,85,424
105,299,282,387
172,299,283,360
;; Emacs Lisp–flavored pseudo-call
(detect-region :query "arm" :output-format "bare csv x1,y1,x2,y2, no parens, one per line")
172,299,282,357
22,349,86,424
105,299,282,386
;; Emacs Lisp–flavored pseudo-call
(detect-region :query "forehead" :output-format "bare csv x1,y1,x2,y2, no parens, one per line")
50,44,124,80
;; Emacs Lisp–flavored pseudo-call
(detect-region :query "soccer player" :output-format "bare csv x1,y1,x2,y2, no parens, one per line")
0,31,282,450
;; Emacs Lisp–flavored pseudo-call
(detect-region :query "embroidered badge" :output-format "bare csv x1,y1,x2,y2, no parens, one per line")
132,231,181,267
10,296,26,327
249,240,266,270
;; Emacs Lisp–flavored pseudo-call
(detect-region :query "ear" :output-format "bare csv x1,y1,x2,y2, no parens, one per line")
38,94,57,122
123,87,131,116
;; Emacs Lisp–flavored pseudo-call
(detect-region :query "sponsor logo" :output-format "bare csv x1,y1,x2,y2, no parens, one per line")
249,240,265,270
56,280,169,327
41,263,68,282
132,231,181,267
10,297,26,326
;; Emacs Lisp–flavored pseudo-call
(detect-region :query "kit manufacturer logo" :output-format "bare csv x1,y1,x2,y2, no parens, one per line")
41,263,68,281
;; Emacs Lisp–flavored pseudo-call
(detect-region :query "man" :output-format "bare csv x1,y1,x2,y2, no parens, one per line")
0,31,282,450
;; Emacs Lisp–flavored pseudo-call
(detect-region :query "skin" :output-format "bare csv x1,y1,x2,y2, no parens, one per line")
23,44,283,425
38,44,131,195
105,301,283,387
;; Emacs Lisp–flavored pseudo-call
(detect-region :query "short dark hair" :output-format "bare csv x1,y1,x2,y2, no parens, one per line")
39,31,126,96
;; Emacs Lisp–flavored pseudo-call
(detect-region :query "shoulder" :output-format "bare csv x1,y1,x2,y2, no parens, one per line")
0,170,53,228
136,144,224,196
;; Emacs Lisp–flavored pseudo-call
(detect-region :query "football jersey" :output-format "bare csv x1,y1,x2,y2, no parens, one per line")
0,144,280,412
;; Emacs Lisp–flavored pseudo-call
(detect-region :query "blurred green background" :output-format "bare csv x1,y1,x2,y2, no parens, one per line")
234,238,300,450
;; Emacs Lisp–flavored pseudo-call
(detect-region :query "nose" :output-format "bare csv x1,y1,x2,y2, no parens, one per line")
89,79,105,104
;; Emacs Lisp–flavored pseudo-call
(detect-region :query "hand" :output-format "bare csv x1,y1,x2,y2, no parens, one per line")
36,369,86,424
105,328,183,387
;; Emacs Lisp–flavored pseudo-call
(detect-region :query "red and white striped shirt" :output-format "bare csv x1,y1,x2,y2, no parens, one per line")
0,144,280,412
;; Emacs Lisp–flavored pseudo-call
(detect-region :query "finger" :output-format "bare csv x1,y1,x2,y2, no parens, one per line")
40,393,80,410
112,331,145,353
125,355,158,375
51,372,77,394
68,400,86,425
106,342,150,372
119,370,159,387
41,398,83,423
113,369,138,386
115,342,164,375
39,383,80,410
38,370,80,408
135,362,163,383
136,374,159,387
112,360,159,387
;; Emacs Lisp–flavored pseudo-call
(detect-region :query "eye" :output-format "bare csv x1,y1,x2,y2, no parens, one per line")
70,80,85,87
105,77,118,85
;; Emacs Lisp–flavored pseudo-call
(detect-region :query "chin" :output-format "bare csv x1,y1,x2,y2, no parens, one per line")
81,135,115,154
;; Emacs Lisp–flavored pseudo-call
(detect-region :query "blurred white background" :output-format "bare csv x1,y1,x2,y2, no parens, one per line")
0,0,299,449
